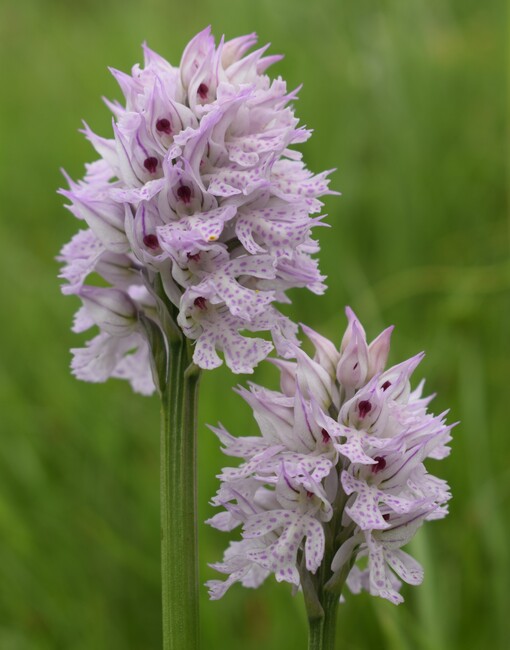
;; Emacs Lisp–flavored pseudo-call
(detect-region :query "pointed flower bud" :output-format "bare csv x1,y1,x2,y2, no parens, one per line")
367,325,393,379
301,323,340,379
336,316,369,391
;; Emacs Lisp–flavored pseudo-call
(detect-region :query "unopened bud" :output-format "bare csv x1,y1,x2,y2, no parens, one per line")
367,325,394,378
337,319,369,390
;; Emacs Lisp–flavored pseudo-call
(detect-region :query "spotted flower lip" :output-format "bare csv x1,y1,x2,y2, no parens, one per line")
58,26,337,391
206,309,454,604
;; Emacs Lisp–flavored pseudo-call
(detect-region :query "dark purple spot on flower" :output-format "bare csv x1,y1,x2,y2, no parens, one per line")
306,491,314,499
156,118,171,134
358,400,372,419
353,362,359,370
193,297,207,310
371,456,386,473
187,252,201,262
382,513,391,521
143,157,158,174
382,380,391,391
143,234,160,250
197,83,209,99
177,185,192,204
321,428,330,443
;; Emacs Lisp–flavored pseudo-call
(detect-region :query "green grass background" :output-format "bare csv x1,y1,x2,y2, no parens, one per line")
0,0,507,648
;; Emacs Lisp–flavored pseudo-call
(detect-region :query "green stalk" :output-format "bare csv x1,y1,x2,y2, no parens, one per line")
305,544,344,650
303,479,351,650
308,590,339,650
159,332,201,650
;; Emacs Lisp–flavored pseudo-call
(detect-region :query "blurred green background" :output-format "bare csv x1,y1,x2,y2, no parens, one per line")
0,0,507,648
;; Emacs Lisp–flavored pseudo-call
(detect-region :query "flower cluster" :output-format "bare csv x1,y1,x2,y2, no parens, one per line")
206,309,453,604
58,27,335,392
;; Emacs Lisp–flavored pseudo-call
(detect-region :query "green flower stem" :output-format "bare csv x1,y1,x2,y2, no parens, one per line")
160,332,201,650
304,492,351,650
308,590,340,650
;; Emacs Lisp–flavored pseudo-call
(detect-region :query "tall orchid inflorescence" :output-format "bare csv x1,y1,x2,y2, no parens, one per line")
58,27,335,392
207,309,453,605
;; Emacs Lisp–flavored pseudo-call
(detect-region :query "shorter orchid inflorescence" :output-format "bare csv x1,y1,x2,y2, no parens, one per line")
58,27,335,393
207,309,453,606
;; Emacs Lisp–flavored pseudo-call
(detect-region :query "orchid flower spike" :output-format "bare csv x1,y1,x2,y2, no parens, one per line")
207,308,454,605
58,27,337,393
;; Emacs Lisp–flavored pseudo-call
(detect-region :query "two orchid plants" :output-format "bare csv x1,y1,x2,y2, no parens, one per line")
59,27,453,650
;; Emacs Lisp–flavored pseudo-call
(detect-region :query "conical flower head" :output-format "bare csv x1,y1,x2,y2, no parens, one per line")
207,309,454,605
58,27,337,392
